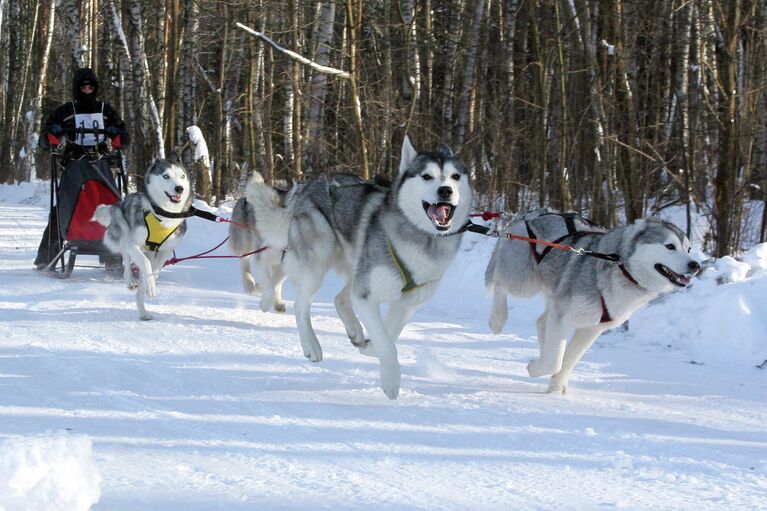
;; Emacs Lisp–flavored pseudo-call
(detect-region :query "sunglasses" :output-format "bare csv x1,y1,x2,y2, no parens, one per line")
80,84,95,90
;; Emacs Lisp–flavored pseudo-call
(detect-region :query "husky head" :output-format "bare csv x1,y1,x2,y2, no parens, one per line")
144,159,192,214
394,136,472,235
625,218,701,292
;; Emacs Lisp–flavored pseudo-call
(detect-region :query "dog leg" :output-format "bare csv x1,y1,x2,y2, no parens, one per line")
488,286,509,334
385,299,416,341
527,308,567,377
122,253,138,289
353,296,401,400
253,256,276,312
239,255,259,295
334,282,368,352
535,309,548,353
124,245,155,320
293,272,324,362
548,325,603,394
271,263,287,313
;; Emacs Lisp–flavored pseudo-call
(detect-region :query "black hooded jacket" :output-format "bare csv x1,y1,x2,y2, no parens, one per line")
43,67,130,148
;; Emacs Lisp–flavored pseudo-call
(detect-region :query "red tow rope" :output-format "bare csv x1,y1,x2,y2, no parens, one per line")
163,215,269,267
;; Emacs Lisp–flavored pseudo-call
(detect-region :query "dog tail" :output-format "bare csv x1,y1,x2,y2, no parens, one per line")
246,173,293,249
92,204,114,227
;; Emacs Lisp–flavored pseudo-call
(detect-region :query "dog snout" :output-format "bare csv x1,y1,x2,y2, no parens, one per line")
174,185,184,194
688,260,701,273
437,186,453,200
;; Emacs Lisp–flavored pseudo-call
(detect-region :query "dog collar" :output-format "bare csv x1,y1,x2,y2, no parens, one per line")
148,201,219,222
618,263,640,286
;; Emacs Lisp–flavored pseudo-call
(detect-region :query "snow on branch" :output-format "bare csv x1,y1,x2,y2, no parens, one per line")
235,22,350,80
186,126,210,167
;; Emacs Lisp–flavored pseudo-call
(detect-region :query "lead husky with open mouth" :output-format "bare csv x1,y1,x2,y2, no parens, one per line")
247,136,473,399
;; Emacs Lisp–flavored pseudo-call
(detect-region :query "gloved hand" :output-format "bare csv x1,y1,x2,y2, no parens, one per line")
48,124,62,135
105,126,119,137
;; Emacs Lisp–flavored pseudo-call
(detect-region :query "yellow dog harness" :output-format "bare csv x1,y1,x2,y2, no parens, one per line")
144,212,181,252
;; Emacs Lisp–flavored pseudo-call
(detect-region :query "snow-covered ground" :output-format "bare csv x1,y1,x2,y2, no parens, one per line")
1,181,766,511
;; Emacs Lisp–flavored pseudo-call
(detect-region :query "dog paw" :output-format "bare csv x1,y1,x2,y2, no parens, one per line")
546,381,567,394
259,299,273,313
380,362,401,400
488,317,505,335
355,339,378,358
139,311,154,321
527,359,558,378
243,276,259,295
547,374,569,394
274,302,287,313
302,341,323,362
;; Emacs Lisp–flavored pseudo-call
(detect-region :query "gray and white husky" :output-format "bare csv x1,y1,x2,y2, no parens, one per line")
228,173,288,313
93,159,192,320
485,211,701,393
247,136,473,399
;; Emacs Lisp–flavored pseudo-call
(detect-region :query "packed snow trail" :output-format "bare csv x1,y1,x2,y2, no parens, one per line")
0,182,766,510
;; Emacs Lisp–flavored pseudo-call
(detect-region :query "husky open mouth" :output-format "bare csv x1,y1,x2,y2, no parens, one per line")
654,263,691,287
165,192,183,204
423,201,455,231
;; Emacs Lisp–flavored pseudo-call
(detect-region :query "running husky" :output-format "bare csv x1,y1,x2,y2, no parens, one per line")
485,211,701,393
93,159,192,320
247,136,472,399
228,173,288,313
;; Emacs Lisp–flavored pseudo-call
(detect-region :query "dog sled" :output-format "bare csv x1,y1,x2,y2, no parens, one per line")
37,127,127,278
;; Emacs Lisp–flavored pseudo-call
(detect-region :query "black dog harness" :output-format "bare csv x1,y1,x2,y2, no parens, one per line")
524,213,640,323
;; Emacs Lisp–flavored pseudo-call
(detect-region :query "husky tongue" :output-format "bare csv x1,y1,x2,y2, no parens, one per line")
428,204,450,224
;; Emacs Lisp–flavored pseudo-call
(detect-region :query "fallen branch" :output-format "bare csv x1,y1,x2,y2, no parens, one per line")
235,23,350,80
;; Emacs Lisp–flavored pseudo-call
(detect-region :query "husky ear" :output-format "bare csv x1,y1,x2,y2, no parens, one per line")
167,151,181,164
437,144,454,157
399,135,418,175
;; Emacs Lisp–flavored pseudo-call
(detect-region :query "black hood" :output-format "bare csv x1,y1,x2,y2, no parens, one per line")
72,67,99,104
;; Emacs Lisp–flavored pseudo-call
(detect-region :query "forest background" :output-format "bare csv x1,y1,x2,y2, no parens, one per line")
0,0,765,257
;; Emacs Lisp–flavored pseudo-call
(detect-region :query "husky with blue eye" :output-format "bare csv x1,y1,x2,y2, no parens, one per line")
246,136,473,399
485,212,701,394
93,159,192,320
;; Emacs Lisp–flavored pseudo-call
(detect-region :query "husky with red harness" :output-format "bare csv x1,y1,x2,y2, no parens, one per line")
93,159,192,320
485,210,701,394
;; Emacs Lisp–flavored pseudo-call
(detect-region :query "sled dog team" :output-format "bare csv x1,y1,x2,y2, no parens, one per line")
94,137,701,399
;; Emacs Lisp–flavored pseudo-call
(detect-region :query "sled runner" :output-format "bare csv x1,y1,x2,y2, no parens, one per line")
38,127,126,278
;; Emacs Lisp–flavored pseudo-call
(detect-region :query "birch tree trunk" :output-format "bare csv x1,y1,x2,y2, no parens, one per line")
455,0,486,148
12,0,39,180
441,0,463,136
106,0,139,186
128,0,165,160
305,1,335,173
0,0,19,183
65,0,85,69
23,0,55,182
713,0,742,256
613,0,642,221
401,0,421,135
674,0,693,237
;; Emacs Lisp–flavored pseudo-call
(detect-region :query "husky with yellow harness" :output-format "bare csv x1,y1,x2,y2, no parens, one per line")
93,159,192,320
246,136,473,399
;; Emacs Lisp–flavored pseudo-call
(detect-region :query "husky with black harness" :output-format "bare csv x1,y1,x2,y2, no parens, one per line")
93,159,192,320
485,210,701,394
246,136,473,399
